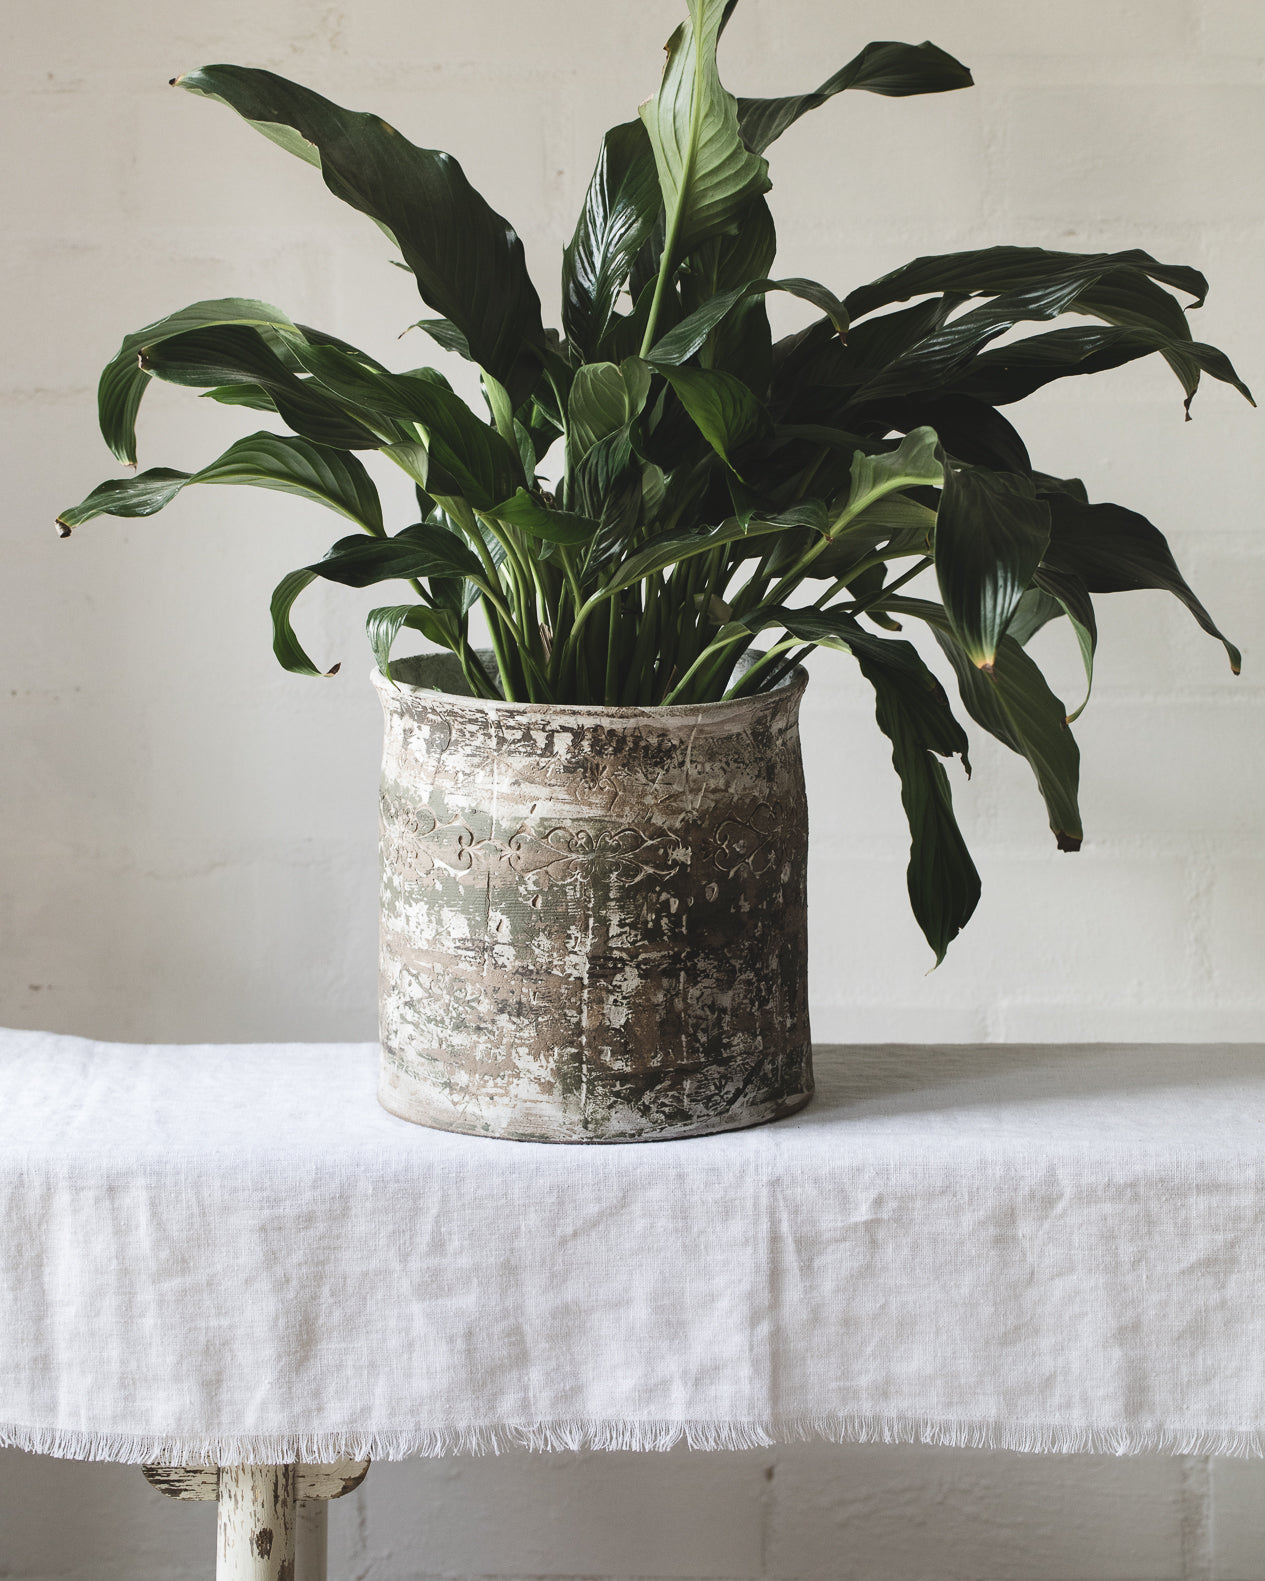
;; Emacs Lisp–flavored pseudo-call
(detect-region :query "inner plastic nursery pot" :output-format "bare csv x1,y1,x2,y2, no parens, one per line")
373,653,813,1142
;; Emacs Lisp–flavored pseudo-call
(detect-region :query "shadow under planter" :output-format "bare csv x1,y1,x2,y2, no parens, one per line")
374,653,813,1143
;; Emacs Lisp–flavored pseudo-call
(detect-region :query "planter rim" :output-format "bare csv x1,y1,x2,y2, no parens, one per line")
370,653,807,723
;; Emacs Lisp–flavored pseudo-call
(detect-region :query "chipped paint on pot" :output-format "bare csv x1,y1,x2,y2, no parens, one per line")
373,653,813,1142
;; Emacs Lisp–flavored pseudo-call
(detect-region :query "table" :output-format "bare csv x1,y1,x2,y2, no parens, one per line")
4,1030,1265,1575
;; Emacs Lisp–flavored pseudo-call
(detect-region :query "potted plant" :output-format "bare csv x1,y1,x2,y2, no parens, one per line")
59,2,1249,1142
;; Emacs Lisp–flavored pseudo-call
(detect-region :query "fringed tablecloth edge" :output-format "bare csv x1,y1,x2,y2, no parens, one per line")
7,1415,1265,1462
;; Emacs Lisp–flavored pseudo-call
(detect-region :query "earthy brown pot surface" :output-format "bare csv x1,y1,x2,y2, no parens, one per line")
373,654,813,1142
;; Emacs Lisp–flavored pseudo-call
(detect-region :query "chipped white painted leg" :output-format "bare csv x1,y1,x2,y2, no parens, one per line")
143,1460,368,1581
295,1500,327,1581
217,1464,296,1581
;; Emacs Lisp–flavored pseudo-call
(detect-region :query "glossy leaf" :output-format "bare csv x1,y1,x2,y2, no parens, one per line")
562,120,662,358
832,426,943,531
135,325,383,450
1040,490,1240,672
740,605,979,962
648,276,848,365
887,598,1082,849
638,0,771,264
737,40,974,154
600,513,789,596
654,364,771,469
200,383,278,412
97,297,304,464
846,246,1209,322
271,523,486,676
176,66,546,406
367,602,462,680
283,342,523,508
567,358,652,464
58,432,384,535
411,318,473,359
934,465,1051,668
490,488,599,545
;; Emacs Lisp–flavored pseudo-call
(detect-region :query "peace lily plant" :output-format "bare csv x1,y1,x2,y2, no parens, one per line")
60,1,1250,966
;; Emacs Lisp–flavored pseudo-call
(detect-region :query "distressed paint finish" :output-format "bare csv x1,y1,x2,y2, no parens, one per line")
217,1464,296,1581
142,1463,369,1502
373,654,813,1142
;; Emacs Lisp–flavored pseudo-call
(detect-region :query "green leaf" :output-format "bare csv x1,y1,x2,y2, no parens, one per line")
1007,570,1098,722
283,342,523,509
846,246,1209,322
648,276,848,365
562,120,662,359
600,513,790,596
934,465,1051,668
887,598,1082,850
489,488,599,545
1040,490,1241,672
57,432,384,536
737,40,974,154
638,0,771,265
271,522,487,677
736,606,979,962
410,318,473,359
270,566,328,676
1032,567,1097,721
199,383,278,412
175,66,546,406
137,327,384,450
653,364,771,470
56,468,190,531
96,297,306,464
567,358,652,464
831,426,944,531
366,603,462,680
312,521,486,590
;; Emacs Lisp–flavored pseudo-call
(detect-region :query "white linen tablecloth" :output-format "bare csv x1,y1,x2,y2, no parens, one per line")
2,1028,1264,1463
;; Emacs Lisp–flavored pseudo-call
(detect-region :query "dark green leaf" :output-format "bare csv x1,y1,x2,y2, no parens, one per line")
562,120,662,358
367,603,462,679
138,327,383,449
283,342,523,508
312,521,486,589
199,383,279,412
410,318,473,359
738,606,980,962
270,566,327,676
846,246,1208,322
96,297,305,464
58,432,384,535
600,513,790,595
638,0,771,264
490,488,599,545
887,598,1083,849
648,276,848,365
1040,490,1240,672
176,66,546,406
57,468,190,531
653,364,771,469
567,359,652,464
737,40,974,154
934,465,1051,667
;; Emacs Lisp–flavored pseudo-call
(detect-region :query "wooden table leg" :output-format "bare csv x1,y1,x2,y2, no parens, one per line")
144,1459,368,1581
217,1464,296,1581
296,1500,328,1581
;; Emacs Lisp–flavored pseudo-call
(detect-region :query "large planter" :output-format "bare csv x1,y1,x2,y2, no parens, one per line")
373,654,813,1142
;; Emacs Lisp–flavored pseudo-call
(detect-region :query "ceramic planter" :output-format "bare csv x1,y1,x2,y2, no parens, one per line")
373,654,813,1142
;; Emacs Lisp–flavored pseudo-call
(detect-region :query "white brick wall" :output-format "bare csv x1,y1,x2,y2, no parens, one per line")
2,0,1263,1576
